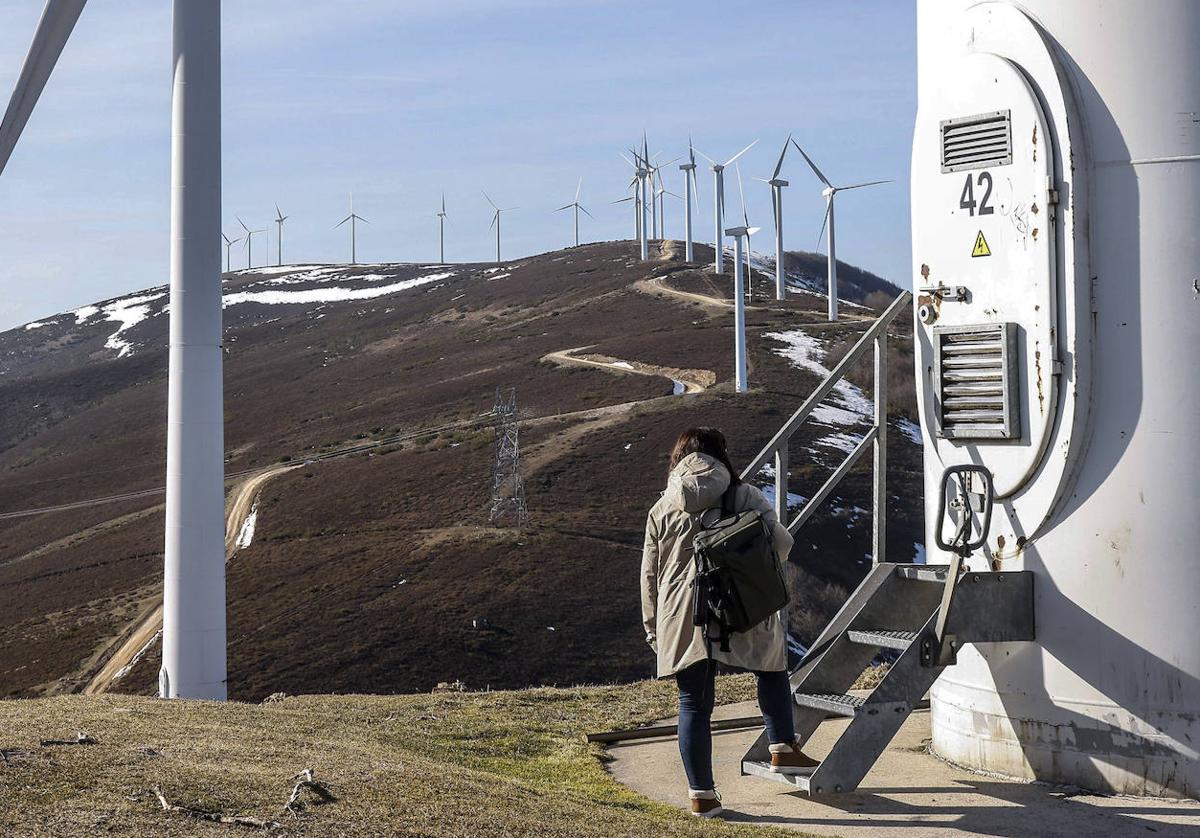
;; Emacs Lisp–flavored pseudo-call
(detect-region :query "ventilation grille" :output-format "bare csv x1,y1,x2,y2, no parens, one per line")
933,323,1019,440
941,110,1012,172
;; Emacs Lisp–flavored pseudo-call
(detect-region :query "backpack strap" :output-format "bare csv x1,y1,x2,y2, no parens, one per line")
719,483,738,517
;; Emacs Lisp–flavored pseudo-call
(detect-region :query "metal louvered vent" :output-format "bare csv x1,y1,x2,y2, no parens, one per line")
941,110,1012,172
933,323,1019,440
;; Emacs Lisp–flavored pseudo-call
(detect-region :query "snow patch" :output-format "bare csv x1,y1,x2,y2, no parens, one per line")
610,361,635,370
223,272,455,307
485,272,511,282
71,304,100,323
112,629,162,683
671,379,686,396
24,320,52,330
759,485,808,512
896,417,922,445
234,503,258,550
99,293,166,358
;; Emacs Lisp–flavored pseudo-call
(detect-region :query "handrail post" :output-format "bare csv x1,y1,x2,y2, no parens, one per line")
872,329,888,564
774,441,788,524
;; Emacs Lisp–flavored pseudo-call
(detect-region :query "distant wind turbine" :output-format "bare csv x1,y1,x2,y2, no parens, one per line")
723,222,757,394
436,193,447,263
756,137,792,301
556,177,593,247
679,140,702,261
335,193,368,265
221,233,241,273
610,180,641,241
696,139,758,273
237,216,266,270
273,205,288,267
734,163,758,303
792,139,891,321
483,190,516,264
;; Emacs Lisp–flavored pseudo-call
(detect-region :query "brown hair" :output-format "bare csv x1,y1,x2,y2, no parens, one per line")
669,427,742,485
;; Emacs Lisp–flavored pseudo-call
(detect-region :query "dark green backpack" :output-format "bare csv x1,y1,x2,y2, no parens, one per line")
691,486,790,652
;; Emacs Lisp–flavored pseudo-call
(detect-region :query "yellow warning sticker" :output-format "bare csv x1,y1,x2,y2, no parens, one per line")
972,230,991,258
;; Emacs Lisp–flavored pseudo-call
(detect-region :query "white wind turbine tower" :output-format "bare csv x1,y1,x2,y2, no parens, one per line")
792,139,891,321
0,0,228,699
221,232,241,273
678,140,702,262
652,165,680,241
273,205,288,267
734,163,759,303
237,216,266,270
756,137,792,301
696,139,757,273
436,193,447,263
723,220,758,395
483,190,516,265
610,179,641,241
335,194,368,265
627,147,651,261
556,177,593,247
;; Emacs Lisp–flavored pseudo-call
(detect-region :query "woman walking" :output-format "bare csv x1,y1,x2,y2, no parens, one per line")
641,427,817,818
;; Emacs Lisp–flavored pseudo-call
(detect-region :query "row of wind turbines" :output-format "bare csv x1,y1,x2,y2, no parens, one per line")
220,134,887,299
616,132,889,323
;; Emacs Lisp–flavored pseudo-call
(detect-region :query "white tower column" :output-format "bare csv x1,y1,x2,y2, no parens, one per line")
772,180,788,300
681,166,694,261
825,194,838,321
728,227,749,393
162,0,226,702
639,175,649,261
713,168,724,273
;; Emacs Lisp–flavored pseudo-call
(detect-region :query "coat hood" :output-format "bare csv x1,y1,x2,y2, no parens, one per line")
665,453,732,514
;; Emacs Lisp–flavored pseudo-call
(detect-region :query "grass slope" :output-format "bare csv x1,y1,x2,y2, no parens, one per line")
0,678,814,837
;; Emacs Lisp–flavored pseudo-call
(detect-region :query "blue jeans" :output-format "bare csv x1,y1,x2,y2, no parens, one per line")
674,659,795,791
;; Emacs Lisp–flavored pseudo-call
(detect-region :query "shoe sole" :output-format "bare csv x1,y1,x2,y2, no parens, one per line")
770,765,818,775
691,806,725,818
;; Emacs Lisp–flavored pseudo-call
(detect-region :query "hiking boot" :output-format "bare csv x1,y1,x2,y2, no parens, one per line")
769,740,820,774
689,788,724,818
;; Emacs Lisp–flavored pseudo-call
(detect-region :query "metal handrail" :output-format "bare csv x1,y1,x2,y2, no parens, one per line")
741,291,912,564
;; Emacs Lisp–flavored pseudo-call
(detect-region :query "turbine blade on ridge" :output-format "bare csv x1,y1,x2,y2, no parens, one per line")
772,135,791,180
839,178,893,191
723,138,759,167
0,0,88,178
816,200,832,249
791,139,832,188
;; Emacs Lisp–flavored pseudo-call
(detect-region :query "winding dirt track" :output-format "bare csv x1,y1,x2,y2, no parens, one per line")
80,465,297,695
542,346,714,395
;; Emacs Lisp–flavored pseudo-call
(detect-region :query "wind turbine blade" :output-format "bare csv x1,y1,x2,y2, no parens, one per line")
723,138,759,167
0,0,88,179
482,190,499,210
335,215,352,228
579,204,594,219
610,196,635,204
575,176,582,203
441,192,446,213
694,148,717,167
688,136,697,168
555,204,572,212
237,216,251,233
748,226,762,236
816,201,831,249
735,163,749,227
489,211,498,230
771,135,791,180
619,152,635,168
663,190,681,199
839,178,894,191
791,139,832,188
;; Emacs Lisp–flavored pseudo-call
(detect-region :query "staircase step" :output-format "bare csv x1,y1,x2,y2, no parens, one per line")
741,759,812,790
794,692,865,717
894,565,948,583
847,629,918,651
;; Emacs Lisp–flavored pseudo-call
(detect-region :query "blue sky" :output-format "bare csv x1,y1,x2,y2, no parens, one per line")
0,1,915,332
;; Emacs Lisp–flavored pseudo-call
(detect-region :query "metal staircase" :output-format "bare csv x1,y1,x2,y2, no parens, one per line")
735,291,1037,794
741,560,1034,793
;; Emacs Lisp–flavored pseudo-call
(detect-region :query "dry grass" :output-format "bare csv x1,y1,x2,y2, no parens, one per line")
0,678,818,837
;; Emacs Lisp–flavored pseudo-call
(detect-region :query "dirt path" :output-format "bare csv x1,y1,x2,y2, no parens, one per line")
633,275,752,312
542,346,714,395
81,464,297,696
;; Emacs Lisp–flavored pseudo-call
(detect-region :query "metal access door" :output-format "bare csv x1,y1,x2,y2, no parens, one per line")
913,40,1059,501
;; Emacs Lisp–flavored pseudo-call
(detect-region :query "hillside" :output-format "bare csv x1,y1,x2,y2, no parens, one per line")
0,240,922,702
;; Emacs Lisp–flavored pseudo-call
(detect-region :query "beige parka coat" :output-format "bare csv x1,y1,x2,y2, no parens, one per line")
641,453,795,678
